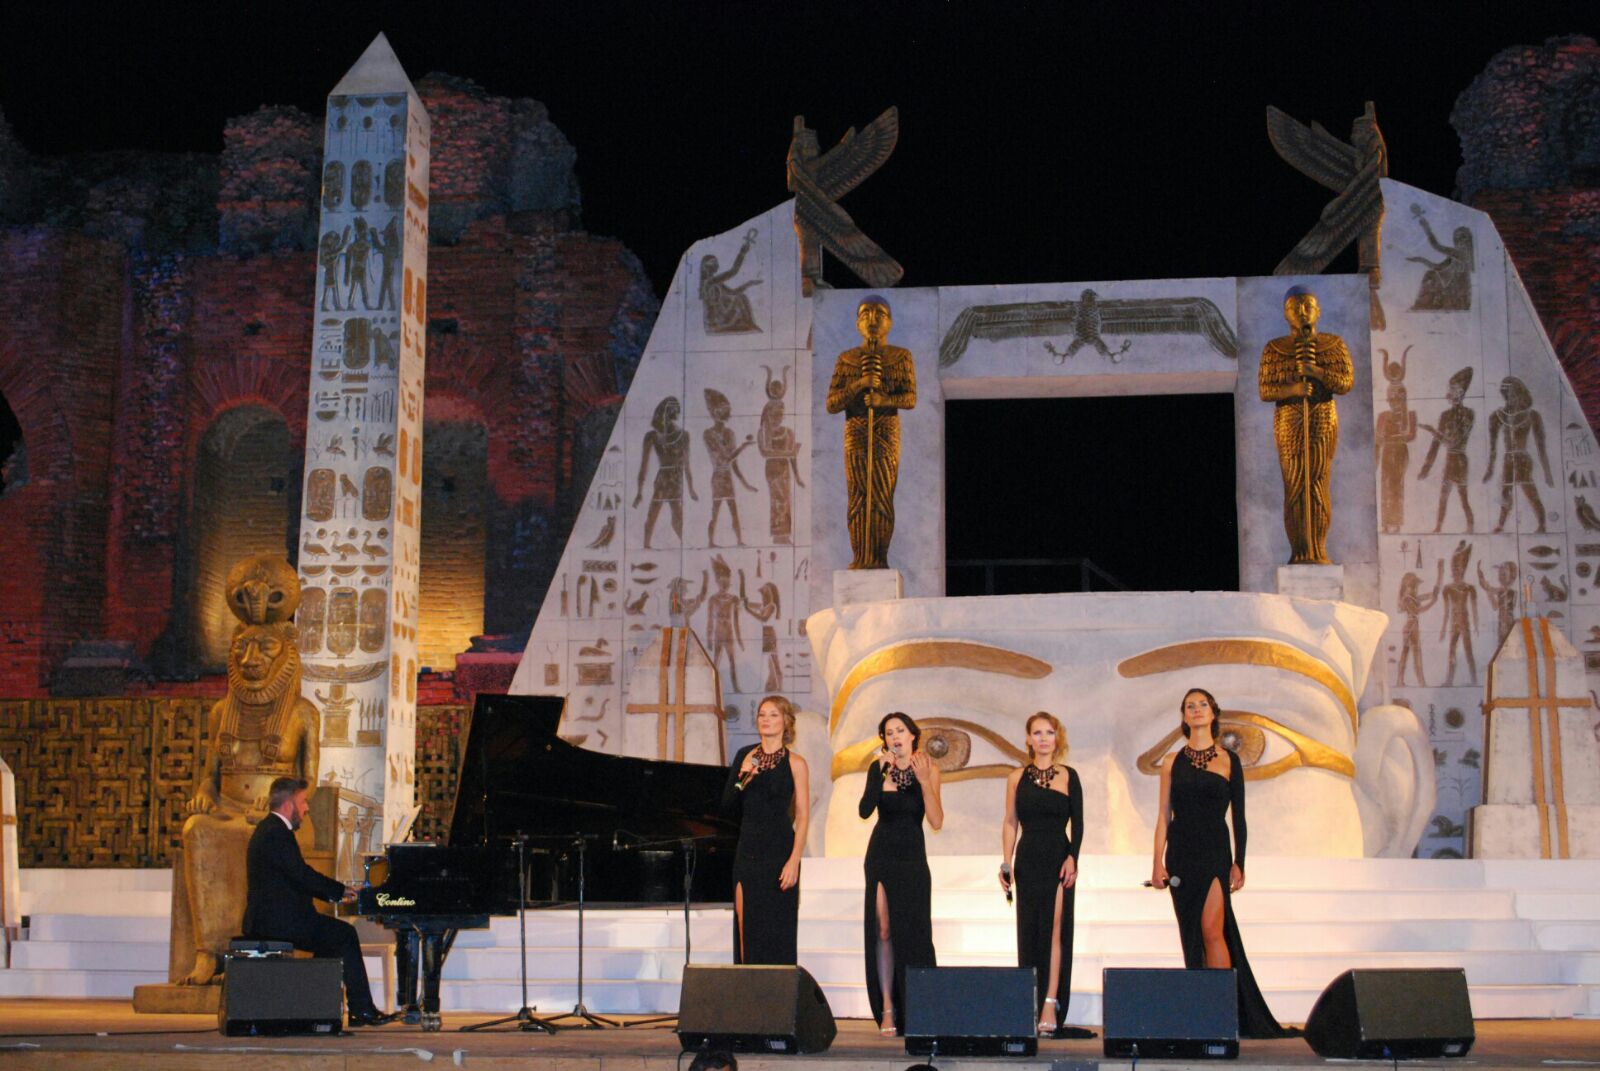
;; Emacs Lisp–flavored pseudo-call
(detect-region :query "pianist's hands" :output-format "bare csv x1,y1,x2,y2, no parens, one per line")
341,883,360,905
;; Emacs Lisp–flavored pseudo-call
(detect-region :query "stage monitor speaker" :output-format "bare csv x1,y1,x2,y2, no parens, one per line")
218,957,343,1036
904,966,1037,1057
676,964,836,1054
1102,968,1239,1059
1305,968,1474,1059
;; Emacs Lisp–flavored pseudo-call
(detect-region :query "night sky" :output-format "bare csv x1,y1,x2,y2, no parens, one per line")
1,1,1591,587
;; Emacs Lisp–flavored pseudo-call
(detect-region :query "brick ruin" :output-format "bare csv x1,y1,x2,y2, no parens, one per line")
0,73,655,697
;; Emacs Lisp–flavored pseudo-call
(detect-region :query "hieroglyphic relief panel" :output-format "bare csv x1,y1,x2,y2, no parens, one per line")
296,37,429,860
1372,178,1600,856
512,202,815,757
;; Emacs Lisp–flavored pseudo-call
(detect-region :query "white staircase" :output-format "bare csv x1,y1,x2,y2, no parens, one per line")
5,857,1599,1023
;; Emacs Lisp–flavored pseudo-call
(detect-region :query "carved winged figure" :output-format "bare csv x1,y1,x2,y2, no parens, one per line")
938,290,1238,369
787,108,903,296
1266,101,1388,328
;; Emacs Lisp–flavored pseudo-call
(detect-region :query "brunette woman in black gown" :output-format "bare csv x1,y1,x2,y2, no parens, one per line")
859,712,943,1036
722,694,810,964
1151,687,1298,1039
999,711,1092,1039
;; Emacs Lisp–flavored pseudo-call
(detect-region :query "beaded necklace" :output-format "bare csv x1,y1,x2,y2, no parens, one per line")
1023,764,1059,788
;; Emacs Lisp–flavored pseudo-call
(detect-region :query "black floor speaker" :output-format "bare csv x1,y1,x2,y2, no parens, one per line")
904,966,1037,1057
1305,968,1475,1058
676,964,836,1054
1102,968,1239,1059
218,957,344,1036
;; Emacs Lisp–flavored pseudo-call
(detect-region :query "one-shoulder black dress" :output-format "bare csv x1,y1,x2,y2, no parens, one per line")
1164,748,1297,1039
722,743,799,964
859,762,936,1031
1013,766,1084,1034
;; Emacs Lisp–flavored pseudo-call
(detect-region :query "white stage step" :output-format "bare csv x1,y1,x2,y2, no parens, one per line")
6,858,1599,1022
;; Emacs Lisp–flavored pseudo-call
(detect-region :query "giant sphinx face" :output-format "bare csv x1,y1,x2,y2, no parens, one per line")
813,592,1434,859
226,553,301,626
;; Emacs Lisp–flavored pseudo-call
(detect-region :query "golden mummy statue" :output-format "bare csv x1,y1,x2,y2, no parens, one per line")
1259,286,1353,565
826,295,917,570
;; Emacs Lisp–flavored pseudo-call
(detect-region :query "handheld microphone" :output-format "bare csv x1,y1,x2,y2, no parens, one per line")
736,767,756,791
1141,875,1181,889
1000,863,1013,905
611,832,621,851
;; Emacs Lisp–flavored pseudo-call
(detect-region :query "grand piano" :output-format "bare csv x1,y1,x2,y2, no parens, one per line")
349,693,738,1029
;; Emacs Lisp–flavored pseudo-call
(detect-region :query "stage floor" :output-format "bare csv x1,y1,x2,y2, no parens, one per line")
0,1001,1595,1069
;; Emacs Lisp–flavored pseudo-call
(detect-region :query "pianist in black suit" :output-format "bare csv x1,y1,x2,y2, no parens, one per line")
243,777,396,1027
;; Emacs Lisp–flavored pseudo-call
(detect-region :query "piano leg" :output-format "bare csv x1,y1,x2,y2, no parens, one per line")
418,929,455,1032
396,928,421,1024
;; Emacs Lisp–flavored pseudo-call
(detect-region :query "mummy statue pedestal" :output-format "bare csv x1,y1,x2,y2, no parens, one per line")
1277,564,1345,601
833,568,904,607
1471,617,1600,859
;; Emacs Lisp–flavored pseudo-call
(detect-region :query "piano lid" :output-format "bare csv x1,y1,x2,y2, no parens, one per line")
446,693,738,849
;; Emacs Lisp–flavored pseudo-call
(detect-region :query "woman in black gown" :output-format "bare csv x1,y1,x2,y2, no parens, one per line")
999,711,1091,1039
859,712,943,1036
722,694,810,964
1151,687,1298,1039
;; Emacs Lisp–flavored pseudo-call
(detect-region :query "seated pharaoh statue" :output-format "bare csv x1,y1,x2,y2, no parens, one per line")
174,554,331,986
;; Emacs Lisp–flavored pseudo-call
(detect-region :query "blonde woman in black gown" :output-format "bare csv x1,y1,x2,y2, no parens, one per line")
1151,687,1297,1039
722,694,810,964
999,712,1091,1039
859,712,943,1036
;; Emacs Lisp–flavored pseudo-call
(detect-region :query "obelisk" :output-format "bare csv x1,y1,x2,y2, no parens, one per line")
295,34,429,870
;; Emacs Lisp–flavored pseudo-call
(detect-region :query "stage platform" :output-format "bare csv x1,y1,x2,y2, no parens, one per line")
0,1001,1595,1070
6,857,1599,1025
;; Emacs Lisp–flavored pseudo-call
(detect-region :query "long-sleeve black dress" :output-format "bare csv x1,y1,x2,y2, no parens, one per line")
722,743,799,964
1163,747,1298,1039
860,762,936,1031
1013,765,1084,1034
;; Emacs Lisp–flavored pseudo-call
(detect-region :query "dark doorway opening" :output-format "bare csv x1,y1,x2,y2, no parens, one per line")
945,394,1239,595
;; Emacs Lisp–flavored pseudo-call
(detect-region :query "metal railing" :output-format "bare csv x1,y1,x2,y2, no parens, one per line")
945,557,1129,596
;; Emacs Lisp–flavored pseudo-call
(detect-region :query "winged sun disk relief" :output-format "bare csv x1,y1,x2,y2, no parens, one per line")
938,292,1239,369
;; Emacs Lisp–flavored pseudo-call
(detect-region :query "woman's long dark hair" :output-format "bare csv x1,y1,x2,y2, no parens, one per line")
1178,687,1221,742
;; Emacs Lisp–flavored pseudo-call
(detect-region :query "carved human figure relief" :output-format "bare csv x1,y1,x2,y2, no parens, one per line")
703,389,756,547
1484,376,1553,533
1374,347,1416,534
632,396,697,549
756,365,804,545
1417,367,1476,532
699,228,763,334
1439,540,1479,687
1408,205,1474,312
1396,562,1441,687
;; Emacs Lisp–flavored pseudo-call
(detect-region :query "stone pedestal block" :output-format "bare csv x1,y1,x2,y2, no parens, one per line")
1277,563,1345,600
832,568,903,608
1471,804,1600,859
1476,616,1600,858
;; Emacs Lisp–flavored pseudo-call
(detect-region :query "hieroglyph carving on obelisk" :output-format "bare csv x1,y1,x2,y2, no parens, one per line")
294,33,429,869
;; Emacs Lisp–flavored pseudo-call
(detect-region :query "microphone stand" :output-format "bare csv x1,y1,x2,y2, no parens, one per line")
461,832,558,1034
624,832,718,1030
538,833,618,1029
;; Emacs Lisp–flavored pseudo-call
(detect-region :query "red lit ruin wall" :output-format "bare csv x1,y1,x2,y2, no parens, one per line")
0,230,126,691
1452,35,1600,430
0,75,656,696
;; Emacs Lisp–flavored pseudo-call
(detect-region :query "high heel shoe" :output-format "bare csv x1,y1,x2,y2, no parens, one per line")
1037,997,1058,1036
879,1019,898,1038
